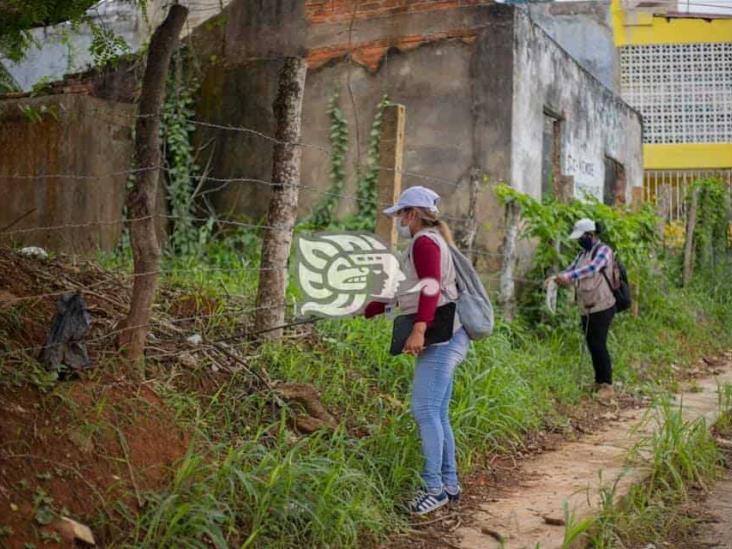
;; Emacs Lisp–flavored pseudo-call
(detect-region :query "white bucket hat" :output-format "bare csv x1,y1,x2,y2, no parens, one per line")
568,218,597,240
382,186,441,217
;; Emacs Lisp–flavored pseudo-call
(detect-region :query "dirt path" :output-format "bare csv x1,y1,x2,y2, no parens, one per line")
690,473,732,548
455,363,732,549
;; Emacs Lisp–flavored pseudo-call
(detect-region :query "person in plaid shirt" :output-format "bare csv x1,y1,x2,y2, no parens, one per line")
550,218,617,403
559,243,612,282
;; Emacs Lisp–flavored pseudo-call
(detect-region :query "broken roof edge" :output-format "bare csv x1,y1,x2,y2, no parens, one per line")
517,5,644,124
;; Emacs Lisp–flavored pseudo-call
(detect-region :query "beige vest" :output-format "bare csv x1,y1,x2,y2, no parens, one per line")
574,244,616,315
397,229,461,331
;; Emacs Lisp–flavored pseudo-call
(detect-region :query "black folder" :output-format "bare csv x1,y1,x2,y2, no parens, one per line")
389,302,456,356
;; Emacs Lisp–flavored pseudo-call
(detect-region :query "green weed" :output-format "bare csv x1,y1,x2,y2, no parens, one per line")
587,403,723,546
80,228,732,546
129,424,395,548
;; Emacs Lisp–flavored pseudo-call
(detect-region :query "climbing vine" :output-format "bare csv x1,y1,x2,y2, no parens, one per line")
160,55,212,256
309,91,348,228
352,93,390,230
307,93,389,230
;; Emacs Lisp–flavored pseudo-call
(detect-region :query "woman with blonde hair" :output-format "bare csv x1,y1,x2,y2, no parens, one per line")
365,186,470,515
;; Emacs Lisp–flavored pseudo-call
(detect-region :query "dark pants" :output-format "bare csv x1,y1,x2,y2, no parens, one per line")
581,306,615,385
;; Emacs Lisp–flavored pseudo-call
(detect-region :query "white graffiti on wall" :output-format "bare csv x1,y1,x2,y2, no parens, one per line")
565,151,602,201
566,152,597,178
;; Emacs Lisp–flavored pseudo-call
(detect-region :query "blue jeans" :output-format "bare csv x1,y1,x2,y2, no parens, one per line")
411,327,470,492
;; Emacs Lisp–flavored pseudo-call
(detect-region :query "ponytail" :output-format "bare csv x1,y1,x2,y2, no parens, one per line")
415,207,455,246
435,220,455,247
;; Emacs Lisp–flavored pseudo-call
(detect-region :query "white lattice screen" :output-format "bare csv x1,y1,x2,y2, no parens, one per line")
619,43,732,144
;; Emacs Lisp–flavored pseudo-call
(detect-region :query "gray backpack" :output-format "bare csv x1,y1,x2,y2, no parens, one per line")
448,246,494,340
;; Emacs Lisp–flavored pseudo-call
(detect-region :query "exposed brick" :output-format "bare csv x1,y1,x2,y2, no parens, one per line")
305,0,492,23
306,28,477,71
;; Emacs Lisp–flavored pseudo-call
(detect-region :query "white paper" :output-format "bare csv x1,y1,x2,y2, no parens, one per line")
546,279,558,315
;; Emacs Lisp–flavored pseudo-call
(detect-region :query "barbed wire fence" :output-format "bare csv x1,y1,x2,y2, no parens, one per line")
0,1,552,371
0,143,533,357
0,187,544,364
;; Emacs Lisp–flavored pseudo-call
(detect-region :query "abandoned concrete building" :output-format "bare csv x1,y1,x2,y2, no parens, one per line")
193,0,643,258
0,0,643,260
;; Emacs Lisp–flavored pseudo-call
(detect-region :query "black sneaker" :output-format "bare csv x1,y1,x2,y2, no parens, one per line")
445,484,461,503
407,489,448,515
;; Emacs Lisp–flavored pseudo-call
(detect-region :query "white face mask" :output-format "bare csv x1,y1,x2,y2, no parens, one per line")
396,216,412,239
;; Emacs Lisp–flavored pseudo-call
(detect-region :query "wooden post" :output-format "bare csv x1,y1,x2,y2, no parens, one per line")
118,4,188,365
254,57,308,341
552,234,561,275
375,104,405,249
498,201,520,322
655,184,671,245
683,186,700,287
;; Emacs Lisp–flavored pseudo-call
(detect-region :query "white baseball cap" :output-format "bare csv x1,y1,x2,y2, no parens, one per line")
382,186,441,217
568,218,596,239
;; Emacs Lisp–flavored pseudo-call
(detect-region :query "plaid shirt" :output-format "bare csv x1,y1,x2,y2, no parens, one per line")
563,244,611,281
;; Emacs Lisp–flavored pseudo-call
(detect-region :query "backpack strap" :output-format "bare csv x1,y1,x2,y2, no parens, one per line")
591,241,613,270
590,241,603,260
591,241,616,290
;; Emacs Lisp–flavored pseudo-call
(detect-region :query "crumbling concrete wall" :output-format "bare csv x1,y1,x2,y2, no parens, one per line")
509,8,643,202
194,1,506,262
193,1,642,265
0,94,135,253
527,1,619,92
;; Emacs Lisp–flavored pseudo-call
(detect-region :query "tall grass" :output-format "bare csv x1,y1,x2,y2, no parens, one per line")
130,430,394,548
586,403,723,547
110,242,732,547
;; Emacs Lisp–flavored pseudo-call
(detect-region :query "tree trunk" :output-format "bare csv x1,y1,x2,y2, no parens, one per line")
498,201,521,322
459,168,480,263
682,186,700,287
118,4,188,365
254,57,308,340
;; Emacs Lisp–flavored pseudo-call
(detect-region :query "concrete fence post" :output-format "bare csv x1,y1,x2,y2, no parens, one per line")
375,104,405,249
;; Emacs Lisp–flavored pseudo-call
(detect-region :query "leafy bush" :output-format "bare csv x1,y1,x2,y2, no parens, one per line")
494,184,660,326
688,177,731,273
494,183,659,277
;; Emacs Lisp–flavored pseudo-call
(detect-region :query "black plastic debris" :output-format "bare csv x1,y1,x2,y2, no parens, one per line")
39,292,92,378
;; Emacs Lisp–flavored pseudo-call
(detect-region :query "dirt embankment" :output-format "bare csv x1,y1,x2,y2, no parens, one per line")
0,248,191,548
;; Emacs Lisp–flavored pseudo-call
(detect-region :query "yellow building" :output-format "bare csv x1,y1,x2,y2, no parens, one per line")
611,0,732,218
